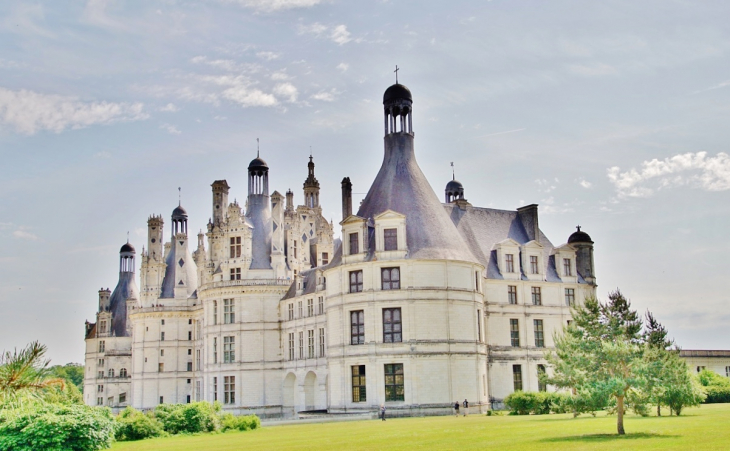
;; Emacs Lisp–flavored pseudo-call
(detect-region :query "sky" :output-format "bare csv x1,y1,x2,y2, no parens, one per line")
1,0,729,365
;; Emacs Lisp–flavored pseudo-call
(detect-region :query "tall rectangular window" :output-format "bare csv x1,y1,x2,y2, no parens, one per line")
322,252,329,265
352,365,366,402
298,331,304,359
223,299,235,324
534,319,544,348
530,255,539,274
565,288,575,307
288,332,295,361
158,363,164,372
384,228,398,251
298,301,303,317
349,233,359,255
537,364,547,392
187,362,193,371
318,297,324,315
726,366,730,378
307,299,314,317
350,310,365,345
384,364,405,401
563,258,572,276
213,377,217,401
195,381,201,401
98,341,105,352
196,350,200,370
229,236,241,258
531,287,542,306
508,285,517,304
99,321,107,334
230,268,241,280
288,303,294,320
477,310,482,342
308,330,315,359
510,319,520,347
213,301,218,325
513,365,523,391
224,376,235,404
505,254,514,273
160,332,165,341
319,328,325,357
223,336,235,363
349,270,363,293
383,308,402,343
381,267,400,290
213,337,217,364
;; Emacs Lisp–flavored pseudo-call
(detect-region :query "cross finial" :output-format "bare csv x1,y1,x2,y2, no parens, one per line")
576,225,581,232
310,146,312,158
450,161,455,180
394,65,399,84
257,138,260,158
126,231,129,243
178,187,181,206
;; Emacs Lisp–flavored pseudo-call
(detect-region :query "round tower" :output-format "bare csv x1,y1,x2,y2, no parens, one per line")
120,241,136,273
568,226,595,284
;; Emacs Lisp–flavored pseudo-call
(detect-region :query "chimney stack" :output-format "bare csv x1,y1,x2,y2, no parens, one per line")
341,177,353,220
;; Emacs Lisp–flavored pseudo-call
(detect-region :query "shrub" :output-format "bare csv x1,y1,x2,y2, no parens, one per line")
0,402,115,451
504,391,535,415
704,385,730,404
115,407,167,441
154,402,221,434
220,413,261,432
505,391,578,415
548,392,573,414
696,369,730,388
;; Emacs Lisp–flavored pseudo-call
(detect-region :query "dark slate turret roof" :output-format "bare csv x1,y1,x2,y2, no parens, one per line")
120,242,136,253
172,205,188,219
383,83,412,104
568,227,593,244
108,272,138,337
248,156,269,170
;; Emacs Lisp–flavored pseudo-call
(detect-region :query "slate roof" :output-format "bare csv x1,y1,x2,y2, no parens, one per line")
109,271,138,336
246,195,273,270
160,241,198,299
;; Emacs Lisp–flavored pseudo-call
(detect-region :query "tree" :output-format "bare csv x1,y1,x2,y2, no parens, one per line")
0,342,64,406
642,311,673,416
546,290,645,435
49,363,84,392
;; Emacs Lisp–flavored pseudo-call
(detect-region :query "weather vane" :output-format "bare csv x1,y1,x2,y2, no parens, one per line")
394,65,399,83
257,138,260,157
450,161,455,180
178,187,181,206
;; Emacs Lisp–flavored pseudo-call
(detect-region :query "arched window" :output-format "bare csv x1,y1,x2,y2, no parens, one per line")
108,369,115,378
119,368,127,378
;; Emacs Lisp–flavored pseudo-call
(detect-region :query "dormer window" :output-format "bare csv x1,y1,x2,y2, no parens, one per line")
530,256,539,274
563,258,572,277
384,228,397,251
349,233,359,255
505,254,515,273
229,237,241,258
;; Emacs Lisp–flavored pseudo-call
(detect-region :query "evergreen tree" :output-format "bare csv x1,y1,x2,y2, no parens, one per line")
546,290,645,435
0,342,65,406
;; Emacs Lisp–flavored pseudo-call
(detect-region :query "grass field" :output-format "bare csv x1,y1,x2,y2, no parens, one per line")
112,403,730,451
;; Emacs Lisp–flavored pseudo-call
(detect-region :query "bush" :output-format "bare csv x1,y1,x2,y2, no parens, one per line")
548,392,573,414
704,385,730,404
0,402,115,451
154,402,221,434
696,369,730,388
115,407,167,441
504,392,567,415
220,413,261,432
504,391,535,415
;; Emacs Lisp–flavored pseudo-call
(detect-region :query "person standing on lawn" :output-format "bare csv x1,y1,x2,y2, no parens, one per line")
380,405,386,421
454,401,460,416
463,399,469,416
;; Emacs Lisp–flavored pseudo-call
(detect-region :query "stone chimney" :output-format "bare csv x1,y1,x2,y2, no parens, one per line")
517,204,539,243
341,177,353,221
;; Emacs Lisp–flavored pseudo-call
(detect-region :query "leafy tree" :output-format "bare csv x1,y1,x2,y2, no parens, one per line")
546,290,645,435
49,363,84,392
642,311,673,416
115,407,167,441
0,342,64,406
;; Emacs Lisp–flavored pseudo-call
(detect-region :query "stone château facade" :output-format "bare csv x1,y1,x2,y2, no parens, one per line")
83,81,597,417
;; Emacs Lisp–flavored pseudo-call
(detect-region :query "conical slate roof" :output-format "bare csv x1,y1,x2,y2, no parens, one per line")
356,132,478,263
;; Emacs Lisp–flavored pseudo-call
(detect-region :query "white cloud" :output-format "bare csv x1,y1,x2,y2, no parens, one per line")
222,86,278,107
579,179,592,189
220,0,322,12
692,79,730,95
336,63,349,72
160,123,181,134
535,178,557,193
607,152,730,198
310,89,338,102
299,22,352,45
256,51,280,61
330,25,351,45
13,229,38,241
94,151,112,159
0,88,147,135
159,103,179,112
273,83,298,102
271,71,290,81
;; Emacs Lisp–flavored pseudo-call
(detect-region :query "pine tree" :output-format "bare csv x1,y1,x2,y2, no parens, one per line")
547,289,645,435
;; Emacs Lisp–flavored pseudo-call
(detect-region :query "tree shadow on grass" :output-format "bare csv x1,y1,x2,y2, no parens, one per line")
541,432,679,443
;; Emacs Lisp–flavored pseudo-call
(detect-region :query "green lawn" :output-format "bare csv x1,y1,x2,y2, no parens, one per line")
112,403,730,451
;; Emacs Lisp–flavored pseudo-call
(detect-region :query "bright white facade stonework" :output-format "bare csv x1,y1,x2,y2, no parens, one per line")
84,82,597,417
